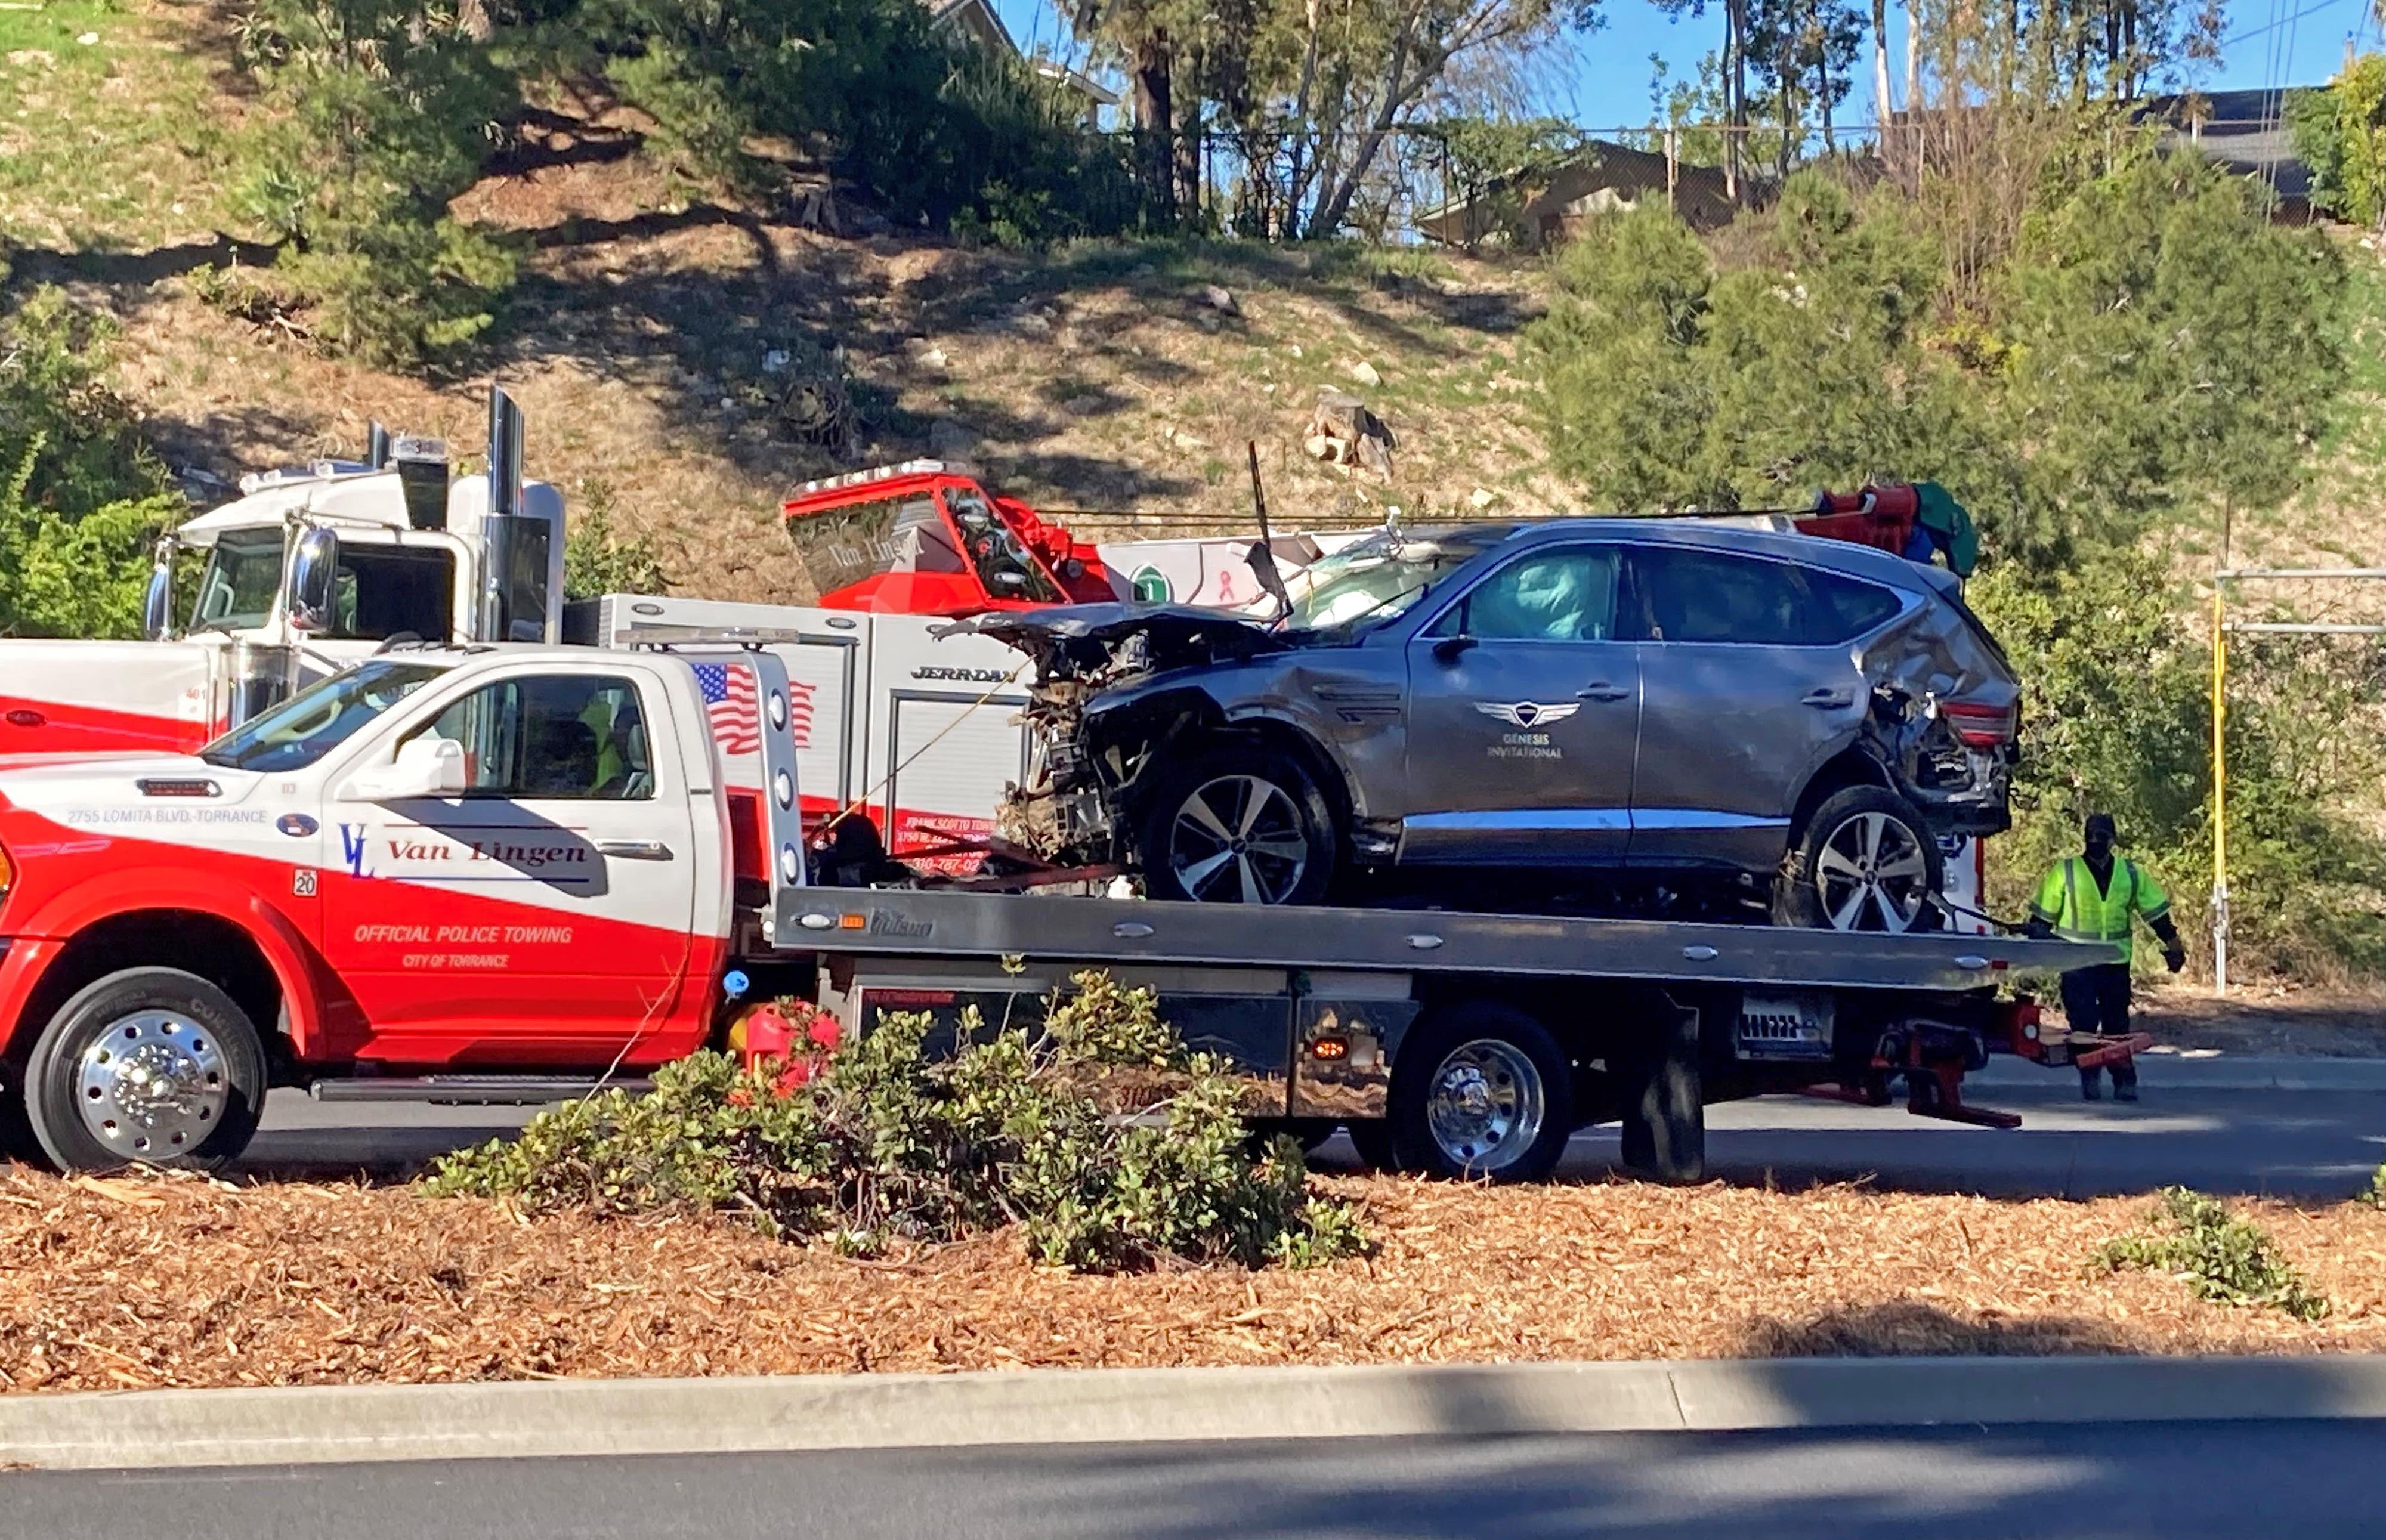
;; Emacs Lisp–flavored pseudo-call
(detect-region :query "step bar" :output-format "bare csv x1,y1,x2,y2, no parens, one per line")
306,1077,653,1105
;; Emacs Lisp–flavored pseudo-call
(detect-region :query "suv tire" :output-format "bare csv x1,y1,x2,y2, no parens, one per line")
1776,786,1946,933
21,967,268,1173
1386,1002,1573,1181
1136,743,1336,905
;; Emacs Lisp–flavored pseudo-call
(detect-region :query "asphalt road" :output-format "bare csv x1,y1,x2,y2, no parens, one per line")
239,1078,2386,1198
5,1422,2380,1538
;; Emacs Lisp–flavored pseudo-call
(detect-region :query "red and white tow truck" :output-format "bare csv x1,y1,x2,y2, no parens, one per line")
0,629,2103,1181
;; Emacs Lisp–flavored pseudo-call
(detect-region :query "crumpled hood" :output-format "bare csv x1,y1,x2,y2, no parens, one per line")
939,603,1293,678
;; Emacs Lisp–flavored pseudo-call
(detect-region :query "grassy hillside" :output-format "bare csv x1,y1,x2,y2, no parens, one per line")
3,1,1563,604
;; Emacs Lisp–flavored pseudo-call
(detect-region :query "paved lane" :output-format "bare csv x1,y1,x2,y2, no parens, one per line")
238,1080,2386,1199
5,1421,2379,1539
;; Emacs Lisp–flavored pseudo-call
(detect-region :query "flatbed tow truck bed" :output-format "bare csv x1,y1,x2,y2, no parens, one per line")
762,886,2103,1183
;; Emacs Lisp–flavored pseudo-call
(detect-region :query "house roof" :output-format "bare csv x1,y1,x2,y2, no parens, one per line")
2137,89,2313,201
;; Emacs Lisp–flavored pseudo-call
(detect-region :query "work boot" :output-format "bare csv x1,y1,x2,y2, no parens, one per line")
2113,1082,2139,1103
2080,1078,2101,1102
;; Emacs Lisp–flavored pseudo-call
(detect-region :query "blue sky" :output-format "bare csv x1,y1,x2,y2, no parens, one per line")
987,0,2372,128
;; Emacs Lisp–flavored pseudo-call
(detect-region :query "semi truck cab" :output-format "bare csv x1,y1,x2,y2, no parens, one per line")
0,388,564,757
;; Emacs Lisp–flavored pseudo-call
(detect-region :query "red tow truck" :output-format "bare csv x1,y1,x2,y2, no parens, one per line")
0,632,2098,1182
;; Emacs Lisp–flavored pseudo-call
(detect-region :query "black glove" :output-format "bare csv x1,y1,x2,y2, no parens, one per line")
2164,944,2186,974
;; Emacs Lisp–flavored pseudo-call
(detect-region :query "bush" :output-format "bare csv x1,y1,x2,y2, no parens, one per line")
227,0,520,364
2094,1186,2329,1320
426,974,1369,1272
2289,58,2386,229
0,286,183,638
562,481,670,598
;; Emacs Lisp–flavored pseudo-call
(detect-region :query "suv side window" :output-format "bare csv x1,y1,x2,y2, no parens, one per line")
1433,546,1623,642
408,674,653,800
1630,547,1841,645
1803,567,1906,640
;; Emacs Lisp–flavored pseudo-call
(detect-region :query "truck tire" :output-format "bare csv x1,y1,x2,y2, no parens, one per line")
1136,743,1336,906
0,1074,38,1166
1775,786,1945,933
1617,1001,1705,1184
1386,1002,1572,1182
1346,1120,1397,1170
21,967,268,1174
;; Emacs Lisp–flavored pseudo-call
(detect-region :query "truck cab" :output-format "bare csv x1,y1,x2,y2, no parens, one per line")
0,642,805,1171
0,389,565,757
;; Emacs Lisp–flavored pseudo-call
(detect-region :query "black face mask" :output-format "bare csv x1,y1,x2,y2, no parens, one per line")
2084,833,2114,863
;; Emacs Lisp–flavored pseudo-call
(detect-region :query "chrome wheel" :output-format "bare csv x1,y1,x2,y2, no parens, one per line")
1168,774,1311,904
1423,1038,1545,1172
75,1012,228,1161
1813,810,1932,932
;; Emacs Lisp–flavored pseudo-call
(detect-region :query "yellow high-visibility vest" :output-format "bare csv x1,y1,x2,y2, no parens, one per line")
2029,856,2171,964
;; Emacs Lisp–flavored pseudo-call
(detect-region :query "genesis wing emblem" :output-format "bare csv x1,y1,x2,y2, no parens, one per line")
1473,700,1581,729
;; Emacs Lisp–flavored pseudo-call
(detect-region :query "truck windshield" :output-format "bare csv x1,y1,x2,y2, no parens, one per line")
199,661,447,774
190,530,287,632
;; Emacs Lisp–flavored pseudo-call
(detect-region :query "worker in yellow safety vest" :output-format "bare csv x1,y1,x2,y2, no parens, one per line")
2024,814,2186,1102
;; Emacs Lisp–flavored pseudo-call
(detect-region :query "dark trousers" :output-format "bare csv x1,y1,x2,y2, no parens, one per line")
2060,961,2137,1091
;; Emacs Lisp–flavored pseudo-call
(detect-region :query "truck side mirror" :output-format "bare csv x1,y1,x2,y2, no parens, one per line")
141,543,177,642
344,736,467,803
289,527,339,633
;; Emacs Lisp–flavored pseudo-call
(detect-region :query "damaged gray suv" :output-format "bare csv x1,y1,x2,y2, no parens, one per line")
968,519,2017,931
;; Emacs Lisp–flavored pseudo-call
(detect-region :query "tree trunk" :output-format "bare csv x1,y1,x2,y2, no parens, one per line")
1132,31,1176,227
1726,0,1747,199
1778,56,1795,182
1872,0,1893,125
1903,0,1920,107
1174,45,1201,217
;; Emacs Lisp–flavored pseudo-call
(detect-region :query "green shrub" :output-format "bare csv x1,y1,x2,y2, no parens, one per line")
2094,1186,2329,1320
0,286,182,638
562,481,670,599
426,975,1369,1272
227,0,520,364
2361,1165,2386,1210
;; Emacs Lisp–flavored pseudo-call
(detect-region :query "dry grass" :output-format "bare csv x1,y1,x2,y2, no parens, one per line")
4,1167,2382,1394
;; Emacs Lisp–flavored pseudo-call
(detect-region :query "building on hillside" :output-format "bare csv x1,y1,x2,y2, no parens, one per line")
2137,89,2316,219
1413,140,1741,250
926,0,1118,127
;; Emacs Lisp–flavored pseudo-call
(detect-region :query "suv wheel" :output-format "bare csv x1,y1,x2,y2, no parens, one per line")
1136,744,1336,905
1776,786,1945,933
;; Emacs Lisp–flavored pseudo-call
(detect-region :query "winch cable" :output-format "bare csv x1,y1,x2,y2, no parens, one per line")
812,660,1030,847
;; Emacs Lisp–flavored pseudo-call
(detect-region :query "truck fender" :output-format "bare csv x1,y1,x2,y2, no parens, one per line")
1,868,327,1060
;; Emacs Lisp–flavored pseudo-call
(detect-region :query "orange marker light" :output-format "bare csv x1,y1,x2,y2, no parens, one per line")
1311,1035,1350,1061
839,913,867,930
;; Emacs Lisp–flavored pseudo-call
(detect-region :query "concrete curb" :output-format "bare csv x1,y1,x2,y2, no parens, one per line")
5,1355,2385,1471
1972,1053,2386,1091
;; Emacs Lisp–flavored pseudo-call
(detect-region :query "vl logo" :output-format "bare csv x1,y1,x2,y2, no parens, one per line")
338,823,370,878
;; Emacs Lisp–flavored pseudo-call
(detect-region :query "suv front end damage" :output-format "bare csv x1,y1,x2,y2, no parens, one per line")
941,605,1294,865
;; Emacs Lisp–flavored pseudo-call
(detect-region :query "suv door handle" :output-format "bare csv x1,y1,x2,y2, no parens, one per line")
1575,683,1631,702
1801,688,1855,709
594,838,674,860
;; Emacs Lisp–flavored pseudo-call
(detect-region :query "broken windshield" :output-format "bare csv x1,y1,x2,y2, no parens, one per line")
1285,539,1473,632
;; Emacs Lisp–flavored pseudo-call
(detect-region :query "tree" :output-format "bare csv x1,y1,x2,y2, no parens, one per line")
2288,57,2386,231
0,287,183,639
229,0,520,364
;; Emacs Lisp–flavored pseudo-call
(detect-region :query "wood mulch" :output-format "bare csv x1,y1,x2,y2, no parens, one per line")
3,1168,2382,1394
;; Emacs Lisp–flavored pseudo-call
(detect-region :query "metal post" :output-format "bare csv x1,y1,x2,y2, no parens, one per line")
2209,578,2227,1000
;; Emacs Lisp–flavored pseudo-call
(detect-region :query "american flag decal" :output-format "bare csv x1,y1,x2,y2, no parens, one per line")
693,663,759,755
785,677,815,749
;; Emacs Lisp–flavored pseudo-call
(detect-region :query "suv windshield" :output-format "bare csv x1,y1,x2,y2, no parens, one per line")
199,661,448,773
1285,537,1473,632
190,530,288,632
